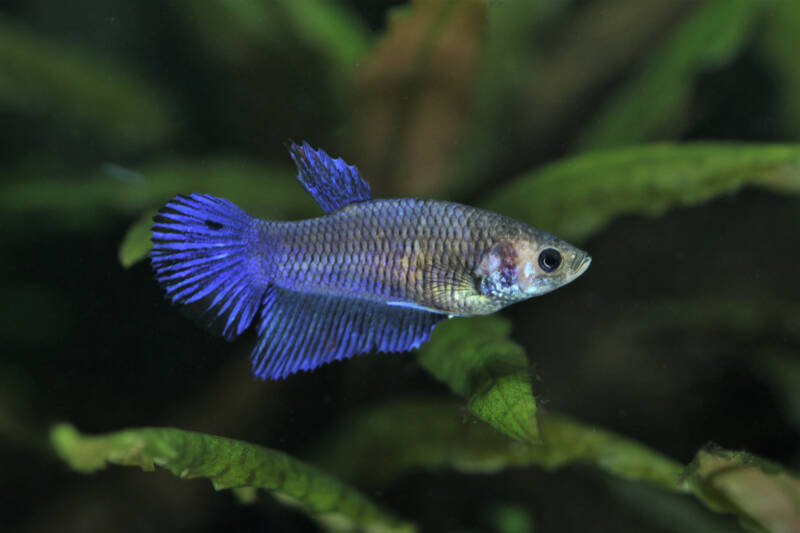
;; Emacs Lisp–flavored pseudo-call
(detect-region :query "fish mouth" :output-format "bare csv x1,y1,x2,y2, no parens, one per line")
573,254,592,276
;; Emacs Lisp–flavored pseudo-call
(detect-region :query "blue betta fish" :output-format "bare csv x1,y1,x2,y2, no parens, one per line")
151,142,590,379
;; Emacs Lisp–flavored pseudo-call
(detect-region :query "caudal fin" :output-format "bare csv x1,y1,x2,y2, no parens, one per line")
150,193,265,340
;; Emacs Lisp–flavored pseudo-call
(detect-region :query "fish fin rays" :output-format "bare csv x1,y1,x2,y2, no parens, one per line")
150,193,266,340
287,141,372,213
251,287,446,379
425,261,481,309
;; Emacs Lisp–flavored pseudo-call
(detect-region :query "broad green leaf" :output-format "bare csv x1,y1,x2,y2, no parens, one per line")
0,14,174,147
118,210,157,268
759,0,800,139
51,423,415,533
484,143,800,243
315,398,684,493
418,316,541,443
576,0,759,150
686,448,800,533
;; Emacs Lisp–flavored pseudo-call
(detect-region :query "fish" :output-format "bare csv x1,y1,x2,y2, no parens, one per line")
150,142,591,379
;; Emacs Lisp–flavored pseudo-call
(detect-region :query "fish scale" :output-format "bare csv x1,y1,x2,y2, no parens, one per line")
256,199,484,312
151,141,590,379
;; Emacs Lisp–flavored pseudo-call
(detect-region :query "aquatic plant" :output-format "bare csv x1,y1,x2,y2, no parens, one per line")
2,1,800,532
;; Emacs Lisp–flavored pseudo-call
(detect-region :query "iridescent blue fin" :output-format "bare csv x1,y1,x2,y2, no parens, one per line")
150,194,267,340
251,287,446,379
287,141,372,214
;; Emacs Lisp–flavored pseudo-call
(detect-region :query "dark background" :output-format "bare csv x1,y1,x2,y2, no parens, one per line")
1,1,798,532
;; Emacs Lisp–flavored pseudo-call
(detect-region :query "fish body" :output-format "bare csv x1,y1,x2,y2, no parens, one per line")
151,143,590,379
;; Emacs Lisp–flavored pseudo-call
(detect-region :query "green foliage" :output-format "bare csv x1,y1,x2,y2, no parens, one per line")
50,424,415,533
485,142,800,243
418,316,541,443
5,1,800,531
576,0,759,150
118,210,157,269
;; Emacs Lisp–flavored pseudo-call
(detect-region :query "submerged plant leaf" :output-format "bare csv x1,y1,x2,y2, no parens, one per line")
315,398,683,492
118,209,157,269
418,316,540,443
576,0,759,150
686,447,800,533
51,424,415,533
485,142,800,243
0,14,174,147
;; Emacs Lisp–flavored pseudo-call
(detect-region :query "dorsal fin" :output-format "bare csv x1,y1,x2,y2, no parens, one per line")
287,141,372,213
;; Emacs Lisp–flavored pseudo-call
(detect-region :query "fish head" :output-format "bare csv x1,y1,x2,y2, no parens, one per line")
476,232,591,305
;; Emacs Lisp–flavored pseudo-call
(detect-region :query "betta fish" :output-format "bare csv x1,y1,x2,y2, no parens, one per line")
151,142,590,379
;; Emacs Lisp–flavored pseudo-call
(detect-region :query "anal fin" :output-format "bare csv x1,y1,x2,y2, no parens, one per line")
251,286,446,379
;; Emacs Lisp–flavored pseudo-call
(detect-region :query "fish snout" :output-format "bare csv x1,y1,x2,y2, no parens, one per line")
572,253,592,276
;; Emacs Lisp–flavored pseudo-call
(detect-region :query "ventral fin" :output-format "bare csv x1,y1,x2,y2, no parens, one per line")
251,286,446,380
287,141,372,213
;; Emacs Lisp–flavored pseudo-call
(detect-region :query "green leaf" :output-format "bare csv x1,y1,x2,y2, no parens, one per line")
576,0,759,150
51,423,415,533
484,142,800,243
418,316,541,443
315,398,684,492
0,14,174,148
118,210,157,268
686,447,800,533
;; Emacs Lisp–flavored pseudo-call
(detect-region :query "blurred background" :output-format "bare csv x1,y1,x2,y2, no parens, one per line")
1,0,799,531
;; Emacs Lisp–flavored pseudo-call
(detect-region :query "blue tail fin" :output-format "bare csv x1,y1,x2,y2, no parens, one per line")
150,193,266,340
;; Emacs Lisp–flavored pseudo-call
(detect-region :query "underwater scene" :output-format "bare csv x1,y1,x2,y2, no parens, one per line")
2,1,800,532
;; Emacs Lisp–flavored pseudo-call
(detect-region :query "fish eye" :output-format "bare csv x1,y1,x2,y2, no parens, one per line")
538,248,562,273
